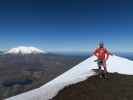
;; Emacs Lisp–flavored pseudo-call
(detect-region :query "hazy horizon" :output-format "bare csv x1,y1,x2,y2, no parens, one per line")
1,46,133,55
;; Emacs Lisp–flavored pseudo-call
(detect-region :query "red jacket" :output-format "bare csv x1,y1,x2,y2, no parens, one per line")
94,48,109,61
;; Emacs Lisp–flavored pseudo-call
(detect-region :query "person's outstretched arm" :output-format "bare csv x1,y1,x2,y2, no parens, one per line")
105,48,110,60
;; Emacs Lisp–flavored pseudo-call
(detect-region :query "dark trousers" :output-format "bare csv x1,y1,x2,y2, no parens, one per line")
97,59,107,73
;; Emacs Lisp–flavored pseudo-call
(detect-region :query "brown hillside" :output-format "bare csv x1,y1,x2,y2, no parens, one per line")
52,73,133,100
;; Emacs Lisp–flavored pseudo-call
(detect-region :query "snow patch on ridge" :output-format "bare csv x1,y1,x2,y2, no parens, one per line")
107,55,133,75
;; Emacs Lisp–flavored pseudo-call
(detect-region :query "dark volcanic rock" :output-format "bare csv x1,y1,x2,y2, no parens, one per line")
52,73,133,100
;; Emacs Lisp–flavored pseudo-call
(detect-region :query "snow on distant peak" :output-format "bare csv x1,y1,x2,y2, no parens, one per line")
6,46,46,54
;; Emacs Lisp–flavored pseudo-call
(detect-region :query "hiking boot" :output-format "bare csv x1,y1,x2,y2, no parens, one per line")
102,73,109,79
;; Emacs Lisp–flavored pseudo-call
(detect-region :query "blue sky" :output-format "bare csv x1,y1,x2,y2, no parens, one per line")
0,0,133,52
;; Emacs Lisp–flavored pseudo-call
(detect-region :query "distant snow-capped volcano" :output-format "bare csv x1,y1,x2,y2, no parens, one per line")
6,46,46,54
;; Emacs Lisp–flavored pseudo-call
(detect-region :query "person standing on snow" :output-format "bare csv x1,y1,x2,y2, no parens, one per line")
93,42,111,78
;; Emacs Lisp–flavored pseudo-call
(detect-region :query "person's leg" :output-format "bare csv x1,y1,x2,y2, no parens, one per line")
97,60,102,78
102,60,108,79
98,61,101,70
102,61,107,73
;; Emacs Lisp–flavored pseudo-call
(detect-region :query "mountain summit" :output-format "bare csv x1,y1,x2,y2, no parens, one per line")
6,55,133,100
6,46,46,54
